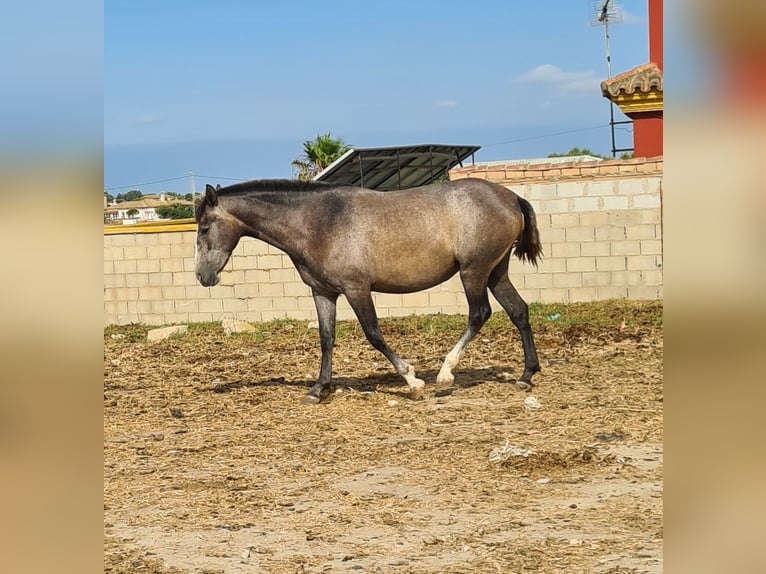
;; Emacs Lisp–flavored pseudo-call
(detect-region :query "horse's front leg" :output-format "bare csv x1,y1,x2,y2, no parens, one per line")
344,289,425,400
302,290,339,405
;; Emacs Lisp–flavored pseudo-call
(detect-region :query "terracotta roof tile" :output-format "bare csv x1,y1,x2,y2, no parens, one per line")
601,63,663,98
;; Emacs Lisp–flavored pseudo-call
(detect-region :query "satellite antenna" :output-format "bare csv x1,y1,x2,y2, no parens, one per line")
589,0,632,157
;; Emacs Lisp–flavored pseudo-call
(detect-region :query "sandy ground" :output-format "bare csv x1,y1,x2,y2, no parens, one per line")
104,301,662,573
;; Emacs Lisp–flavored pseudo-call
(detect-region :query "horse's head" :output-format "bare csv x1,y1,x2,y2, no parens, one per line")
194,184,241,287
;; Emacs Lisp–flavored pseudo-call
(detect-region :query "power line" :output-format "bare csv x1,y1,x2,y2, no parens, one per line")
195,175,249,182
104,175,189,192
482,124,609,148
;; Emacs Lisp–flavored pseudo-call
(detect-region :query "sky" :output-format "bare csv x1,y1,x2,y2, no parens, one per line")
104,0,652,195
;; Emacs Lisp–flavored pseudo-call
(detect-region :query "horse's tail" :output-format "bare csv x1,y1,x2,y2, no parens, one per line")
513,196,543,267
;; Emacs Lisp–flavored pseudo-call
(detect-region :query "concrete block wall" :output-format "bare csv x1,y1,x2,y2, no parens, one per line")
104,157,662,325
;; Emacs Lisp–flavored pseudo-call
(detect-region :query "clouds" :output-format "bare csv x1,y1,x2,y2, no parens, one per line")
134,114,161,125
433,99,458,109
517,64,601,97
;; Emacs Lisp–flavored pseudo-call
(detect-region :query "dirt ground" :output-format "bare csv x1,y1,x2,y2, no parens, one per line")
104,300,662,573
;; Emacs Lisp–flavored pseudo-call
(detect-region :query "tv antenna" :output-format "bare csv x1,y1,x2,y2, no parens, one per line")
589,0,632,157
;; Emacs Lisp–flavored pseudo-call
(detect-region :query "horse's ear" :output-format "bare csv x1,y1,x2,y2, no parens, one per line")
215,184,221,191
205,184,219,207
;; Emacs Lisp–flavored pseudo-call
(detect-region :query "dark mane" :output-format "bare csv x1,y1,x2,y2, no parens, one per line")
219,179,337,196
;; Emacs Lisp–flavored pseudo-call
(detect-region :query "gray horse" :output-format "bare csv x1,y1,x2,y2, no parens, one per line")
194,178,542,404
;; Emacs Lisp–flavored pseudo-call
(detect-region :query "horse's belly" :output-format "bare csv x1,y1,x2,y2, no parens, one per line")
370,259,459,293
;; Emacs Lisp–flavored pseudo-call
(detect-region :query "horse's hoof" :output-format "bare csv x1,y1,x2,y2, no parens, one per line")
410,387,425,401
515,381,534,392
435,372,455,387
300,394,321,405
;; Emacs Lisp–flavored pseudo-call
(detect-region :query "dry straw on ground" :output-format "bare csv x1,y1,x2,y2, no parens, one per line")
105,299,662,573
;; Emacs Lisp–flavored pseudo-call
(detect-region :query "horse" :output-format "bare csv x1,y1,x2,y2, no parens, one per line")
194,178,542,404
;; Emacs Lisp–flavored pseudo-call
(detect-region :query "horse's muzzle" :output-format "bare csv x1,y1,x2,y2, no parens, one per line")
195,271,220,287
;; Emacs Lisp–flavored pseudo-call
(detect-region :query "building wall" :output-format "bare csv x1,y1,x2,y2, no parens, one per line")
104,157,663,325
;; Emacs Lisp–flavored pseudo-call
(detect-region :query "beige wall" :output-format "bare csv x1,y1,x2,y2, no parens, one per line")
104,157,663,325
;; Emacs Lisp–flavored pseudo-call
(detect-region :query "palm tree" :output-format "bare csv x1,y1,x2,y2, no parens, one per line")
292,133,352,181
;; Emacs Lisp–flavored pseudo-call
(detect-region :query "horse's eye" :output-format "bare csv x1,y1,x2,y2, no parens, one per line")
199,226,210,235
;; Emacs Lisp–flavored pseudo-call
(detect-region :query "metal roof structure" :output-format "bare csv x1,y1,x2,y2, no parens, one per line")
313,144,481,191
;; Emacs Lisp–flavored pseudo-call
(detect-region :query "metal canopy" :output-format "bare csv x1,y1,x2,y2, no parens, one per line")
313,144,481,191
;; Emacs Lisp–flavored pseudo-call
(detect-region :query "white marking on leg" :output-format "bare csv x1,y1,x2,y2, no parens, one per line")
402,364,425,399
436,344,463,386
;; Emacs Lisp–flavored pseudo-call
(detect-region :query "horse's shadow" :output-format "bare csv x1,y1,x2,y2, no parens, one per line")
207,366,522,400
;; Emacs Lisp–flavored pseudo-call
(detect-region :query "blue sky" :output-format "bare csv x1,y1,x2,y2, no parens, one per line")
105,0,651,195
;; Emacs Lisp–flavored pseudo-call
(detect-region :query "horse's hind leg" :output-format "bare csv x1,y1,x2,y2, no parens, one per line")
435,272,493,389
302,290,339,405
488,260,540,390
344,289,425,400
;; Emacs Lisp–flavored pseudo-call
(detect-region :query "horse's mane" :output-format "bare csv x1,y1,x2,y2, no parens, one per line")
218,179,337,196
195,179,340,220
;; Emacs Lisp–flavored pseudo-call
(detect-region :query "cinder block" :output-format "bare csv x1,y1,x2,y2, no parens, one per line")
140,234,160,246
232,255,258,271
541,227,565,243
601,196,630,210
539,258,567,273
572,197,600,212
223,298,248,312
523,273,553,289
640,210,661,224
595,226,626,241
640,239,663,255
137,259,161,273
374,293,403,308
170,243,194,258
138,286,163,300
149,272,173,287
158,232,187,245
556,181,585,198
596,256,627,271
581,242,610,257
401,292,430,307
104,275,125,288
284,282,310,297
551,242,580,258
581,271,611,287
175,300,198,313
267,244,287,256
188,312,216,323
123,245,146,261
160,258,184,273
233,284,259,298
527,183,558,200
114,287,139,301
550,213,579,227
126,274,150,288
104,246,124,261
198,299,224,313
146,245,172,259
183,258,197,272
584,181,616,196
615,178,647,196
212,286,235,299
260,309,290,322
429,292,458,307
632,194,661,209
247,297,273,311
104,260,114,275
578,212,610,227
642,269,664,286
565,226,595,242
298,296,316,310
543,198,570,213
150,300,176,314
270,268,298,283
163,313,190,325
114,260,137,274
569,287,598,302
272,297,299,311
553,273,582,288
610,241,641,256
185,284,212,299
608,211,643,226
610,270,643,286
257,254,283,269
106,234,137,247
243,269,270,283
566,257,596,272
135,300,153,314
625,224,657,240
627,255,658,271
173,271,198,286
259,283,284,297
516,288,540,304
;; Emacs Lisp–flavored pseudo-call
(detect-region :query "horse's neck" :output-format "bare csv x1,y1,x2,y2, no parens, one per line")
226,194,311,255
